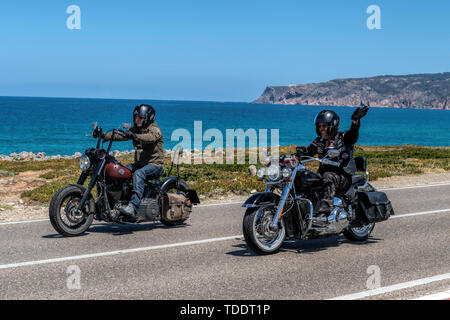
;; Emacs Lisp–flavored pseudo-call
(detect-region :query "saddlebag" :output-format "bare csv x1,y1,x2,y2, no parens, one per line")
357,191,394,223
162,192,192,221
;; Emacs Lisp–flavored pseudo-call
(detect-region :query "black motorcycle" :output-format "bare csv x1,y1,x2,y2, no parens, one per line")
49,124,200,237
242,147,394,254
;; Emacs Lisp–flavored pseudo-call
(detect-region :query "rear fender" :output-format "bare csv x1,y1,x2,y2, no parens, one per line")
158,176,200,205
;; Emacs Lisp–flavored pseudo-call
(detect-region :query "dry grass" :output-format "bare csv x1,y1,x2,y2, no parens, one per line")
0,145,447,204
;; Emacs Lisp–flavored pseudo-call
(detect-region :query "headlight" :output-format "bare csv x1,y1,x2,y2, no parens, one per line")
79,155,91,171
267,165,281,181
282,167,292,178
256,167,265,179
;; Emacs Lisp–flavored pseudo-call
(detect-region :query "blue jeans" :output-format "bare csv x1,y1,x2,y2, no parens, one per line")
126,164,164,210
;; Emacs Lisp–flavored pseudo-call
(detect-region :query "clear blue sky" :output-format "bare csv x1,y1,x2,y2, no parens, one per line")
0,0,449,102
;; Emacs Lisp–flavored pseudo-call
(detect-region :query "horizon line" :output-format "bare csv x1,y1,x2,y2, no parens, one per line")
0,94,250,104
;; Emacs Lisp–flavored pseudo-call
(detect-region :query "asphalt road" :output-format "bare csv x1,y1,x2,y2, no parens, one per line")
0,184,449,300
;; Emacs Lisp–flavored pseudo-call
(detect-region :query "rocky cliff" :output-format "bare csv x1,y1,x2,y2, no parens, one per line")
253,73,450,109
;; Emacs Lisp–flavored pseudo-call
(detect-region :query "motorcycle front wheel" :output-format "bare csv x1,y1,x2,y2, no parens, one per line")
49,185,94,237
243,206,286,255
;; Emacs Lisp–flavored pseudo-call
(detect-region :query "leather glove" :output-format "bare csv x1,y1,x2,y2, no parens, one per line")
296,146,307,156
352,101,370,121
92,127,103,138
124,130,137,141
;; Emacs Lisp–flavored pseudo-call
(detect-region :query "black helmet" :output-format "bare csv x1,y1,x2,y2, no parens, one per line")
133,104,155,127
314,110,340,137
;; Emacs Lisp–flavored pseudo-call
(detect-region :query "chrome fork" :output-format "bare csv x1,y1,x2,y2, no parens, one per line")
269,165,300,230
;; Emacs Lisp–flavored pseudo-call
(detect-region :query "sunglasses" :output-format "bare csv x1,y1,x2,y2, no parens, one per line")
318,124,328,128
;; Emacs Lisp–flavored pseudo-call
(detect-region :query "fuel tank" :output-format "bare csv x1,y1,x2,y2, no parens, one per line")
105,163,133,180
294,170,323,192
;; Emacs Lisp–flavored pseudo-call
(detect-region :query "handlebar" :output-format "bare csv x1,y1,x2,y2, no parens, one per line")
299,156,340,167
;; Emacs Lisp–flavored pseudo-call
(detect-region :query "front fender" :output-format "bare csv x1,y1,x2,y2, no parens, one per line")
242,192,280,208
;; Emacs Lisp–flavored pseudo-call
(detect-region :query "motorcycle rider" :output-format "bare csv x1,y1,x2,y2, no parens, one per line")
99,104,165,220
298,102,370,216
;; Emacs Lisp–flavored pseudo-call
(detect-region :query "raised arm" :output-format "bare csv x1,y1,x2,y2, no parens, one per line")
344,102,370,146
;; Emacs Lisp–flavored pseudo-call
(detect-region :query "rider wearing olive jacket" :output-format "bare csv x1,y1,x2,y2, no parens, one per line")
300,103,370,216
102,104,164,219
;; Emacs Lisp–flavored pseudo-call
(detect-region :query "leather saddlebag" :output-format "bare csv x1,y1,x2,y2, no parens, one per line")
162,192,192,221
357,191,394,223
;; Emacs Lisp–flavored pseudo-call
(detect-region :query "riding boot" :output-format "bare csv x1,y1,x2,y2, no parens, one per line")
119,203,138,221
317,199,333,217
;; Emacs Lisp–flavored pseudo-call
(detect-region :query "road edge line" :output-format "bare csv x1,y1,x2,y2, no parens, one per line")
0,235,243,270
329,272,450,300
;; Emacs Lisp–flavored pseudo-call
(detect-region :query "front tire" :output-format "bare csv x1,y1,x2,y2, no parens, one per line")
49,185,94,237
243,206,286,255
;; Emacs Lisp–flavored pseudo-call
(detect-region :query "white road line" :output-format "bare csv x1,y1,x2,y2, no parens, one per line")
391,208,450,219
0,201,245,226
1,208,449,270
0,235,243,270
1,182,450,226
411,289,450,300
379,182,450,191
197,201,243,207
0,218,49,225
329,272,450,300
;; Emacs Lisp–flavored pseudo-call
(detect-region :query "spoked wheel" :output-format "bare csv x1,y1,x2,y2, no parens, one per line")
343,222,375,241
243,206,286,255
49,185,94,237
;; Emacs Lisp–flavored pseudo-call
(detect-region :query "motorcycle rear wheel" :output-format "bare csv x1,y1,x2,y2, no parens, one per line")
243,206,286,255
343,223,375,241
49,185,94,237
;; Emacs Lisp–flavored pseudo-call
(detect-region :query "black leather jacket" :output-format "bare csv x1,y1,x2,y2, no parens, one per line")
303,121,360,176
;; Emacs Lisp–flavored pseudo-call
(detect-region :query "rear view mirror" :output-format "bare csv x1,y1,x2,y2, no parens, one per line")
92,122,98,129
121,123,131,129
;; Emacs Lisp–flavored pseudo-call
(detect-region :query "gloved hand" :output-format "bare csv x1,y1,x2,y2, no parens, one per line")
124,130,137,141
92,126,103,138
351,101,370,121
296,146,307,157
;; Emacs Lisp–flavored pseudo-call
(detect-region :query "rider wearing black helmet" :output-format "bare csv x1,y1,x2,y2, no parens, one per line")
101,104,164,219
299,102,370,216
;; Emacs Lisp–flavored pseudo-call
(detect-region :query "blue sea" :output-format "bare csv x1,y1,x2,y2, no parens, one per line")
0,96,449,156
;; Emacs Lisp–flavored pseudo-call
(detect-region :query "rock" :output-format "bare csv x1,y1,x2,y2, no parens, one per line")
248,165,257,176
18,151,29,159
253,72,450,110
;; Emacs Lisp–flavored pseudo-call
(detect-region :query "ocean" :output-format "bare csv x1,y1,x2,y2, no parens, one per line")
0,96,449,156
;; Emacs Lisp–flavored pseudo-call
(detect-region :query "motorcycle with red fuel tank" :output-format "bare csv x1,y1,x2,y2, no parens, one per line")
49,123,200,237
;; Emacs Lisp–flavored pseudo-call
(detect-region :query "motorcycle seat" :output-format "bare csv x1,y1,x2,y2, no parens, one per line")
352,174,366,185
